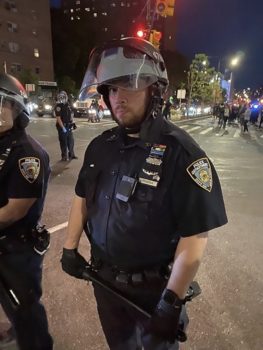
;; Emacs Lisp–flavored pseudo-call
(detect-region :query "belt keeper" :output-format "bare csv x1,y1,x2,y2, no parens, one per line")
115,272,129,284
144,269,161,282
131,272,144,284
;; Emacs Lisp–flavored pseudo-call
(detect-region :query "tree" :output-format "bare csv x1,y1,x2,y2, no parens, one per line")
58,75,77,96
187,54,222,111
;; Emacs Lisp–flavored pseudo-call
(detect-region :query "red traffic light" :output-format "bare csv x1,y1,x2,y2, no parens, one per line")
136,29,145,38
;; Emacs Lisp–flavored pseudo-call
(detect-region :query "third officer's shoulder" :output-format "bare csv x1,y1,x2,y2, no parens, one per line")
15,132,49,160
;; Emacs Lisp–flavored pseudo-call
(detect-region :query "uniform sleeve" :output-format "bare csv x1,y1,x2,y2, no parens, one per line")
75,138,100,199
172,150,228,237
54,104,62,117
7,149,46,199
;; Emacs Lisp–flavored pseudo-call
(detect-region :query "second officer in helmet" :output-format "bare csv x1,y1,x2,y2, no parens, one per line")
54,90,77,161
61,38,227,349
0,73,52,349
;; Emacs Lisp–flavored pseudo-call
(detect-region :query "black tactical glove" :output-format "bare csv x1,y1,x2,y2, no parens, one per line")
61,248,89,279
147,289,183,343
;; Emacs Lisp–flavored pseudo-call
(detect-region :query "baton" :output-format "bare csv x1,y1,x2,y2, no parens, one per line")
0,272,20,310
82,267,201,342
82,268,151,318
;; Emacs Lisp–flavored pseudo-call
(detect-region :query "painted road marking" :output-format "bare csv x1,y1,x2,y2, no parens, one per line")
200,127,213,135
49,221,68,233
187,126,201,132
234,130,240,138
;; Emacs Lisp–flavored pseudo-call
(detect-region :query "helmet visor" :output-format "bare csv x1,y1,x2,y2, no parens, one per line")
0,95,15,130
79,46,159,100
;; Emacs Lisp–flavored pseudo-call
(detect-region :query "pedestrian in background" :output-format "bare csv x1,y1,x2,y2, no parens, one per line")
243,105,251,133
223,103,230,129
162,97,173,120
0,73,53,350
61,38,227,350
54,90,77,161
258,107,263,129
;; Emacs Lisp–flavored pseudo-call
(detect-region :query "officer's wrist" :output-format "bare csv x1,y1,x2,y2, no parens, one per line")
158,288,184,311
63,247,78,257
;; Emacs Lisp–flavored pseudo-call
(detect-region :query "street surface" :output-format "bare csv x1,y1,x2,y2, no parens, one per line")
1,115,263,350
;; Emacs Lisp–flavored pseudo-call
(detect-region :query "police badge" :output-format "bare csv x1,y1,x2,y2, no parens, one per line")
186,157,213,192
19,157,40,183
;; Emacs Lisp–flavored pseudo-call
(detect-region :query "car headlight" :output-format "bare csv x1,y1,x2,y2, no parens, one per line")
44,104,52,110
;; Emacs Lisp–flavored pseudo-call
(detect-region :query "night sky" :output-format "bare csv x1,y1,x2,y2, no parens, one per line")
50,0,262,90
175,0,263,89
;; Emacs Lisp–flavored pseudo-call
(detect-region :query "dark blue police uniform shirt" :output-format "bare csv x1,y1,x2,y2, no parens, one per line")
54,102,72,125
75,120,227,269
0,130,50,235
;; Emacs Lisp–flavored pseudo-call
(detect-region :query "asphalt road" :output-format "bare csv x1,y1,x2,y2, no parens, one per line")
1,115,263,350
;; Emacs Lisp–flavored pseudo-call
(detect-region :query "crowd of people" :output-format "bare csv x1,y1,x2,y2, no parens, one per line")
213,102,263,133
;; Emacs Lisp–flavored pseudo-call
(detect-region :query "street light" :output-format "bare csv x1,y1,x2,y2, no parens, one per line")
228,55,241,102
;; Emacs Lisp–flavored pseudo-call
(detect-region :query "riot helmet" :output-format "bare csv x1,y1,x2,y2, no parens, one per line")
57,91,68,104
79,38,169,118
0,73,29,131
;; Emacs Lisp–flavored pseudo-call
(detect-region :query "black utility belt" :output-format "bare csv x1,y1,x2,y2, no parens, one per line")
92,260,172,286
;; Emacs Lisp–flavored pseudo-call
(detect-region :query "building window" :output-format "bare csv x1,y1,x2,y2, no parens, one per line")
8,42,19,53
70,8,74,12
93,12,97,17
110,3,116,7
5,0,17,12
32,29,37,36
85,7,90,12
34,48,39,58
10,63,21,73
7,22,18,32
35,67,40,74
76,0,80,4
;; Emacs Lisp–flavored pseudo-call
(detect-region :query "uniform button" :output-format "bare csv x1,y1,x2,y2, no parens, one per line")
111,170,116,176
105,195,111,200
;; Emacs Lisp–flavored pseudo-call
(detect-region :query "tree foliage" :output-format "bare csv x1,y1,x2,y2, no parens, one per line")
187,53,222,105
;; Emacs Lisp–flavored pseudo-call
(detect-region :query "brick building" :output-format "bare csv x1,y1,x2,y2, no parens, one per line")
0,0,54,81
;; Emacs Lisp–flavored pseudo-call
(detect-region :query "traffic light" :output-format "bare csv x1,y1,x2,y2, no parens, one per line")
136,28,147,39
156,0,175,17
149,30,162,49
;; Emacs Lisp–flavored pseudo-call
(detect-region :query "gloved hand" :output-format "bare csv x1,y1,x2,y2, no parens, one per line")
61,248,89,279
146,289,183,343
62,126,67,133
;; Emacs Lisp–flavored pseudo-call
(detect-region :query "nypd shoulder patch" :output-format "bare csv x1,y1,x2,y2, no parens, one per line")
18,157,41,183
186,157,213,192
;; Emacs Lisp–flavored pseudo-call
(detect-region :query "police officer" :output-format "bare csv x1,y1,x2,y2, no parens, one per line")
54,90,77,161
0,73,53,350
61,38,227,350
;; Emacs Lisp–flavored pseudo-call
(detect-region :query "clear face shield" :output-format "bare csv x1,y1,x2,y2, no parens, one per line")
79,46,161,100
0,92,24,133
57,92,68,104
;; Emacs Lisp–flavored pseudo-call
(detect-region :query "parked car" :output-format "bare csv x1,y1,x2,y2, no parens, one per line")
36,97,55,117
